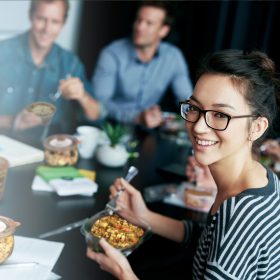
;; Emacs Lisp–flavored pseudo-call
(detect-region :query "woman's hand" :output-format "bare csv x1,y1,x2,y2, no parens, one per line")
109,178,150,224
262,139,280,162
141,105,163,129
186,156,216,190
87,238,138,280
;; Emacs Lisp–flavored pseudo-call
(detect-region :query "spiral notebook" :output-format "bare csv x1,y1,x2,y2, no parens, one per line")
0,135,44,167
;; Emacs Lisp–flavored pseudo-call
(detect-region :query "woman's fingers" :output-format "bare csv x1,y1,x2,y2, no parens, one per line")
110,177,140,199
119,178,139,195
99,238,123,260
86,241,120,265
109,178,124,195
86,247,99,261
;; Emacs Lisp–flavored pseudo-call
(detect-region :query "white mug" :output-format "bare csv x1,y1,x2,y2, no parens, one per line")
75,126,101,159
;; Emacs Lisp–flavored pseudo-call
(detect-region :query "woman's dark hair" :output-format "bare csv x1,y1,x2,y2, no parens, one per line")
196,49,280,140
30,0,69,22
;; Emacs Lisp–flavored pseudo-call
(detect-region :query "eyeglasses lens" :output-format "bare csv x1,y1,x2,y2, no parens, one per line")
180,103,229,131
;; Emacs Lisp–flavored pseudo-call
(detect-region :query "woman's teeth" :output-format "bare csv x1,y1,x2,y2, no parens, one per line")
196,138,217,146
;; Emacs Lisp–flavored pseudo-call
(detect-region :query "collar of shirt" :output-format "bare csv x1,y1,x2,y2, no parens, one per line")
17,31,57,72
129,38,162,64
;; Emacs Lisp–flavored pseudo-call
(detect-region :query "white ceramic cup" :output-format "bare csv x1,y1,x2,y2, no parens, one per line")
75,126,101,159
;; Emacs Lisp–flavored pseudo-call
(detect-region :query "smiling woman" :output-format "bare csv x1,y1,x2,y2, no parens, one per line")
183,50,280,278
86,49,280,280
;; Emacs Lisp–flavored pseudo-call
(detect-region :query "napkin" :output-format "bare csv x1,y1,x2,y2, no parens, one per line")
32,175,98,196
49,177,98,196
32,166,98,196
32,175,53,192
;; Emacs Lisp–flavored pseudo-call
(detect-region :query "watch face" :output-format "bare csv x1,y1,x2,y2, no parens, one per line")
27,102,56,117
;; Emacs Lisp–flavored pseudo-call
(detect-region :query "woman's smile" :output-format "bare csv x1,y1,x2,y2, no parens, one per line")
193,136,219,153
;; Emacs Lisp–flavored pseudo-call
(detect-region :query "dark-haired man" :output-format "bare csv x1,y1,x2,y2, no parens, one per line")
0,0,101,134
92,1,192,128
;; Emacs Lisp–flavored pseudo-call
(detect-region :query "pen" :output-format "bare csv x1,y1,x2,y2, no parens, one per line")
0,262,38,269
38,218,88,239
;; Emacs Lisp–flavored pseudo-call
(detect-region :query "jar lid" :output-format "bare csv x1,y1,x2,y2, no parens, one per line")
0,216,20,237
43,134,78,152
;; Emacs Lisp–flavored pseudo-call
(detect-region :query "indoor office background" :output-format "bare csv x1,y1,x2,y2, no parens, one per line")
1,1,279,82
77,0,280,135
77,1,280,81
0,0,279,133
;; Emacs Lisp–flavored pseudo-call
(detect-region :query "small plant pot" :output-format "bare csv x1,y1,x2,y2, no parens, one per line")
96,144,129,167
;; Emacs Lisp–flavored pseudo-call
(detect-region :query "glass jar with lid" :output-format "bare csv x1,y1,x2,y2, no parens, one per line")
0,216,20,263
43,134,79,166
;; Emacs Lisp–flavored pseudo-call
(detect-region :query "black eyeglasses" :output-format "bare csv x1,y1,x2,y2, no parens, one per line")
179,100,260,131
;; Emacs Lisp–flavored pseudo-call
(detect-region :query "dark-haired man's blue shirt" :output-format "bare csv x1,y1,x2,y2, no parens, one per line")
92,38,192,123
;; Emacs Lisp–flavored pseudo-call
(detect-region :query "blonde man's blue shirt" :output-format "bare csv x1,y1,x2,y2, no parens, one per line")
0,31,93,132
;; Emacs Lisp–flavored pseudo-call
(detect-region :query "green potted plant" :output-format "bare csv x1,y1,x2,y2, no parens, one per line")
96,122,129,167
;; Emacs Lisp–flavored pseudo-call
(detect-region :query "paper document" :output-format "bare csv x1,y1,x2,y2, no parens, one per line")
0,135,44,167
47,271,62,280
0,235,64,280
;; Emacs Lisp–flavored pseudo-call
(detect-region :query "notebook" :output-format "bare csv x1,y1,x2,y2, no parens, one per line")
0,135,44,167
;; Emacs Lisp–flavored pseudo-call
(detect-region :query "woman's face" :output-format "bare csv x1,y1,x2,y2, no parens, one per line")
186,74,253,166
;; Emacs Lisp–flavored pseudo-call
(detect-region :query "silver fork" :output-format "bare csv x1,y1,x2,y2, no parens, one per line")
49,58,77,102
106,166,138,214
49,74,71,101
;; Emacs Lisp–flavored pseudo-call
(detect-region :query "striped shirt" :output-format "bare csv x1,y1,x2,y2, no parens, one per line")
183,169,280,279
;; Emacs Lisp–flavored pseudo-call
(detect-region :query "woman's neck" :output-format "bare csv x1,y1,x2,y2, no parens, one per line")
210,157,268,214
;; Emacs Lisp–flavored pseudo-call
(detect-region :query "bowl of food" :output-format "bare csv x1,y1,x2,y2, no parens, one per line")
26,101,56,124
43,134,79,166
81,210,151,256
0,216,20,263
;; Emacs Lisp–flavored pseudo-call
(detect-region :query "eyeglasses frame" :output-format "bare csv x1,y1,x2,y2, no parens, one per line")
179,100,261,131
